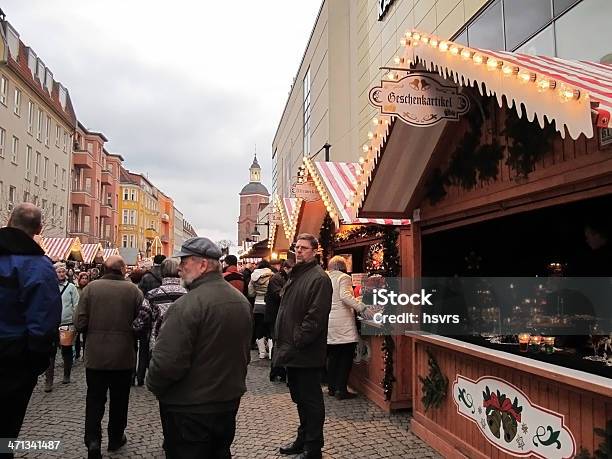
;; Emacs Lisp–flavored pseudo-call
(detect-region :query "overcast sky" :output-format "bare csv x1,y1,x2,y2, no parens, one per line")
2,1,321,243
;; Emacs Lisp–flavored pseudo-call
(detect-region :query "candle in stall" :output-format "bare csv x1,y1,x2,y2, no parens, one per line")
518,333,530,353
543,336,555,354
530,335,542,352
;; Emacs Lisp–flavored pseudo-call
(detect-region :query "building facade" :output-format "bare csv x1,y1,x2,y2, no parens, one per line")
0,20,76,235
157,191,174,257
272,0,611,200
70,122,122,246
173,207,185,253
237,154,270,245
118,167,160,257
183,219,197,239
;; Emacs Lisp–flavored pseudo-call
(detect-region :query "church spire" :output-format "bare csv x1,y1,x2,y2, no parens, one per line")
249,151,261,182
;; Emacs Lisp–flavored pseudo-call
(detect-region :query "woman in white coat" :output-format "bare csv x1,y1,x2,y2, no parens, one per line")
326,256,371,399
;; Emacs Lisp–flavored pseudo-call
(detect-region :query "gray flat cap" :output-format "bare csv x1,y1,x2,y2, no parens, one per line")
173,237,222,260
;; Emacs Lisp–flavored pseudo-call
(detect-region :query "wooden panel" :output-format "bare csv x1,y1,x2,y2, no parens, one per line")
411,338,612,458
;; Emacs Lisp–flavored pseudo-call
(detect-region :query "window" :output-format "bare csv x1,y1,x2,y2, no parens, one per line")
59,207,64,228
85,177,91,193
0,127,5,157
130,190,137,201
13,88,21,116
130,210,136,225
84,215,90,233
45,116,51,146
303,68,311,156
37,108,43,141
122,235,128,248
61,168,66,190
123,189,129,201
27,100,34,133
0,181,3,211
129,235,135,248
35,152,41,183
503,0,552,50
25,146,32,180
55,124,60,147
52,203,57,225
54,163,58,186
467,0,504,50
122,209,129,224
43,157,49,188
0,75,7,105
63,130,68,153
41,199,47,211
516,24,554,56
553,0,580,16
23,190,30,203
9,186,16,209
11,136,19,163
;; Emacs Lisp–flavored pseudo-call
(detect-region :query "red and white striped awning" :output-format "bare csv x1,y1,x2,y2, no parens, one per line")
103,248,119,260
42,237,82,261
274,195,301,240
282,197,299,221
404,31,612,139
81,243,103,264
311,161,410,226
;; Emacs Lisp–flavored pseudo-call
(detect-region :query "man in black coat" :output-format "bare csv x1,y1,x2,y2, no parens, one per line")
265,259,294,382
273,234,332,459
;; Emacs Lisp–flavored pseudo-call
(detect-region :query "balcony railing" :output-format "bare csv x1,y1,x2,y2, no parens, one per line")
71,192,92,207
99,205,112,218
101,170,113,185
73,151,94,169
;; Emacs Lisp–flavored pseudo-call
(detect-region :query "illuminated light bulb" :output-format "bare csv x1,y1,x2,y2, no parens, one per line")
558,84,580,101
329,211,335,218
461,49,474,59
536,78,556,92
393,55,403,65
362,144,369,153
405,31,413,39
367,131,374,140
438,41,449,52
358,156,365,164
450,45,461,55
430,38,439,48
372,117,379,126
412,33,421,41
518,70,536,83
502,64,518,76
400,37,407,46
387,71,396,80
473,53,485,65
486,58,502,70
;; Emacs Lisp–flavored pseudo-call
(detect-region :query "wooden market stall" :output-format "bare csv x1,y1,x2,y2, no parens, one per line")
349,29,612,458
290,158,412,411
41,237,83,262
81,243,104,265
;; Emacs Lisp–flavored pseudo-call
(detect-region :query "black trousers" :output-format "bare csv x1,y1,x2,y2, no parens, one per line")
84,369,132,446
286,367,325,451
75,332,86,359
327,343,357,394
136,334,150,384
253,313,268,340
160,405,238,459
0,367,37,445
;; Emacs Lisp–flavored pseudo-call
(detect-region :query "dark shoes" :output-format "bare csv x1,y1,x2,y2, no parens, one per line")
336,391,358,400
86,441,102,459
327,388,336,396
279,441,304,455
107,434,127,451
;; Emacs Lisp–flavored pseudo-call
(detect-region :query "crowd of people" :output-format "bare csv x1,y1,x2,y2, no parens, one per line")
0,203,375,459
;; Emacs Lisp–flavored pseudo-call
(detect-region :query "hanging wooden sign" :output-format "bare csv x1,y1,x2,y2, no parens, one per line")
291,181,320,202
453,375,576,459
369,72,470,127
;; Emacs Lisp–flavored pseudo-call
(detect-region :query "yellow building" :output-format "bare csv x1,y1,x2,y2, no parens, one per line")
118,167,160,257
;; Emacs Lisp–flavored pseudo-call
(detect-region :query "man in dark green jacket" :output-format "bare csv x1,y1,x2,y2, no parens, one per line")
147,237,252,458
273,234,332,459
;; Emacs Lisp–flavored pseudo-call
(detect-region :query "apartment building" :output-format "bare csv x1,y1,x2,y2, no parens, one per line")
272,0,609,199
158,191,174,257
0,20,76,235
173,207,185,253
70,122,122,246
118,167,160,256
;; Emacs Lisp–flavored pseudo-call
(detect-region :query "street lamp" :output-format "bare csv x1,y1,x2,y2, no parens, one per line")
251,221,269,241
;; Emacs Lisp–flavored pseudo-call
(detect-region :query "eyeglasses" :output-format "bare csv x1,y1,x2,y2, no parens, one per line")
295,245,313,252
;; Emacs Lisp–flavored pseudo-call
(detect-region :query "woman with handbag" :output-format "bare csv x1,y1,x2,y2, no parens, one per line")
44,262,79,392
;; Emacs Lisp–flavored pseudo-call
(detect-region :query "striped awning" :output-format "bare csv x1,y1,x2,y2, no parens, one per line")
274,195,301,241
151,236,162,256
102,248,119,260
42,237,82,261
403,30,612,139
309,160,410,226
81,243,103,264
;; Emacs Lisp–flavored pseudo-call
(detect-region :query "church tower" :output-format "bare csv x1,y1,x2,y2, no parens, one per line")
238,154,269,246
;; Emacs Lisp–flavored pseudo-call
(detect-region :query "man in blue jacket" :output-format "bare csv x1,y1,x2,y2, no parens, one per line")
0,203,61,442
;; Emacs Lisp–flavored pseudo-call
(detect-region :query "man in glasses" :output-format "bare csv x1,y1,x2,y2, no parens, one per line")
147,237,252,458
273,233,332,459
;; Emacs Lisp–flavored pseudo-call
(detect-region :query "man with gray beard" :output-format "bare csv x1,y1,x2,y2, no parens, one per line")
147,237,252,458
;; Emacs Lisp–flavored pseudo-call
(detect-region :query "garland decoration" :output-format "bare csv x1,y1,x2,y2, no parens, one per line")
418,349,448,411
334,224,385,244
381,227,400,277
318,213,335,269
575,420,612,459
381,336,396,401
503,104,556,179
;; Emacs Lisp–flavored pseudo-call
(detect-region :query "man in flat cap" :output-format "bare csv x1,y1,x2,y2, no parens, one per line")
147,237,252,458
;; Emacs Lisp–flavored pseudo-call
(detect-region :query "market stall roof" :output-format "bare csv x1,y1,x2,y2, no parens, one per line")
42,237,83,262
274,195,301,241
304,158,410,227
102,247,119,261
351,29,612,219
150,236,162,256
81,243,104,264
267,196,291,253
239,238,269,260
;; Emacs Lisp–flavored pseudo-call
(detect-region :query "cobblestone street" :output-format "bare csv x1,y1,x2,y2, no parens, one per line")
17,353,440,458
